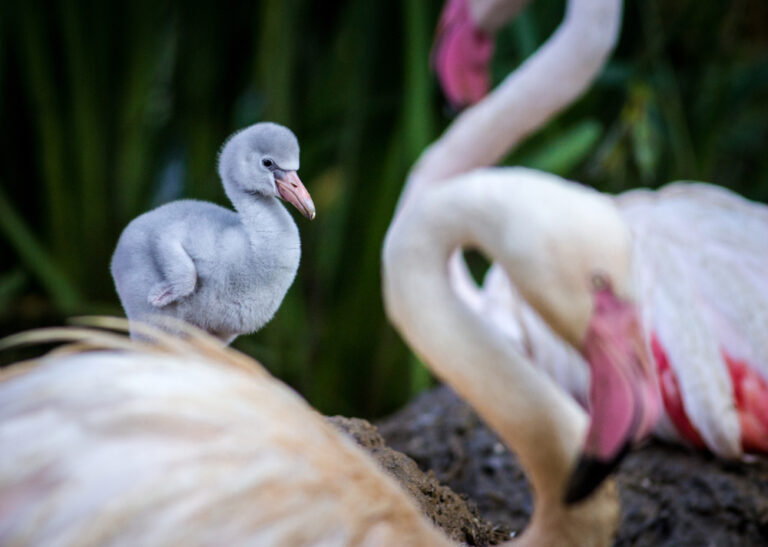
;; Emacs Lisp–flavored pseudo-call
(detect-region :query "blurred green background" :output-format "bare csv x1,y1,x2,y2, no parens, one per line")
1,0,767,417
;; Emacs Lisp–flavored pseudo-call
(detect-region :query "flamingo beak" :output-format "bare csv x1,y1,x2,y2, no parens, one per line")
564,277,662,504
275,170,316,220
432,0,494,110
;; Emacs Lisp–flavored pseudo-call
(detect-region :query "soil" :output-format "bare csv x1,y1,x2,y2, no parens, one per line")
331,385,768,546
328,416,511,545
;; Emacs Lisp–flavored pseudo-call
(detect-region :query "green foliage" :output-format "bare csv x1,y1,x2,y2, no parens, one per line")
1,0,767,416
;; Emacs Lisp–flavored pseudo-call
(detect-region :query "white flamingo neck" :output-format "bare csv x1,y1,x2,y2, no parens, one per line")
385,170,587,507
384,167,632,544
402,0,621,207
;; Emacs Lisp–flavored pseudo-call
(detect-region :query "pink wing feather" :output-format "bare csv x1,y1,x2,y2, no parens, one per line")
617,183,768,457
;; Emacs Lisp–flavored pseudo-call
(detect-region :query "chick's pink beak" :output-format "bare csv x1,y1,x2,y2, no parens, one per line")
276,171,316,220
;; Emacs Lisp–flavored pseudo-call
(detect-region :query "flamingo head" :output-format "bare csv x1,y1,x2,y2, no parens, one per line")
432,0,495,110
219,122,316,220
564,274,662,504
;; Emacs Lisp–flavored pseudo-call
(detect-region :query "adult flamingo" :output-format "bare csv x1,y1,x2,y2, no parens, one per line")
0,302,651,545
408,0,768,458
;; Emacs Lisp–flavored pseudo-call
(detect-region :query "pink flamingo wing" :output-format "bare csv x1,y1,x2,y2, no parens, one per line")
618,183,768,457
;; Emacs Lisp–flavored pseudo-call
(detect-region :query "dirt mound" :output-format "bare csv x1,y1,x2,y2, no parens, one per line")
328,416,511,544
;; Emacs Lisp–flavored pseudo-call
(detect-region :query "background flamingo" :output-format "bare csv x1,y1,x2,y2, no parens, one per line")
414,0,768,458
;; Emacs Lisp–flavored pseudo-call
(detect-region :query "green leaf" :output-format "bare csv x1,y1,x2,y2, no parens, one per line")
520,120,603,175
0,185,81,311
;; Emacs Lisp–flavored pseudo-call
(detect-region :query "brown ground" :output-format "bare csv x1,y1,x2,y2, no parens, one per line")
332,385,768,546
328,416,511,545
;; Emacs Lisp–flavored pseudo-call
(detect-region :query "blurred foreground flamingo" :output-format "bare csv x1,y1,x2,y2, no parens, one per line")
0,287,646,547
417,0,768,458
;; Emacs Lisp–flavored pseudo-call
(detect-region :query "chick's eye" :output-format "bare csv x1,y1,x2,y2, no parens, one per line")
262,158,274,168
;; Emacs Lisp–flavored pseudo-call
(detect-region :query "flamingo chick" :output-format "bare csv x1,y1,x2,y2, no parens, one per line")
111,122,315,344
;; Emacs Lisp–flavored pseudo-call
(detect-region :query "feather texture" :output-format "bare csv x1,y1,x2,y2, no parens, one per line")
0,324,447,547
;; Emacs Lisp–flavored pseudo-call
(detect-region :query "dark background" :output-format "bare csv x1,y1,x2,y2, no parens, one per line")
1,0,767,417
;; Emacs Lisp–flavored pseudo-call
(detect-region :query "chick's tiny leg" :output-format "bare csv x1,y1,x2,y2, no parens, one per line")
148,239,198,307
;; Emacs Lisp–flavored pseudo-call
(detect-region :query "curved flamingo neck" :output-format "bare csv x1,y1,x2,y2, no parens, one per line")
384,165,639,543
384,171,626,544
401,0,621,209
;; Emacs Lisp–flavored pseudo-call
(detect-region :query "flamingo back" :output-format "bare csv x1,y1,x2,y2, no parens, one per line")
617,183,768,456
0,337,447,546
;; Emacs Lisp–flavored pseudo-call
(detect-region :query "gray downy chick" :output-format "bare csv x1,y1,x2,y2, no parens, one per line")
111,122,316,344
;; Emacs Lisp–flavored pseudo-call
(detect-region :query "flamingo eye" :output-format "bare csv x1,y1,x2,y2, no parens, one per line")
262,158,274,168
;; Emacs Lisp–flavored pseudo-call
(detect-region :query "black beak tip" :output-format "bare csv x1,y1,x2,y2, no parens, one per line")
563,444,630,505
